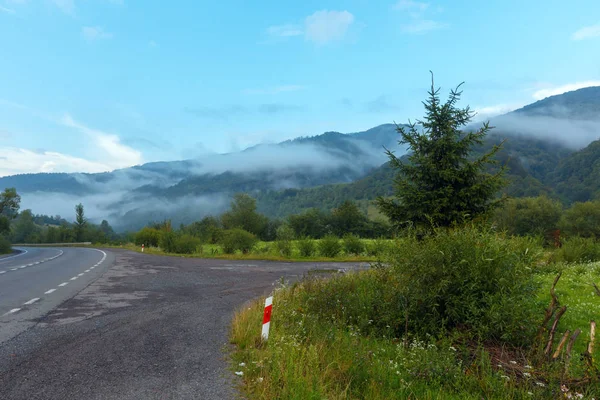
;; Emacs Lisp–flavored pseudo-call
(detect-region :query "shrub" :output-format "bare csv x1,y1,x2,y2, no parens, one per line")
493,196,563,237
366,237,392,256
559,200,600,239
297,237,316,257
0,236,11,254
318,235,341,258
385,227,541,345
221,229,257,254
159,230,177,253
134,227,162,247
343,233,364,255
551,237,600,263
275,225,294,257
174,234,202,254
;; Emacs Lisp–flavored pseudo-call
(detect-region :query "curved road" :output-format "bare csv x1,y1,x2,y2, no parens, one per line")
0,247,367,399
0,247,113,343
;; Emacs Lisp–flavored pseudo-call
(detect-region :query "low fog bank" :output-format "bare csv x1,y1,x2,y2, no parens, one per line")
20,190,230,232
490,114,600,149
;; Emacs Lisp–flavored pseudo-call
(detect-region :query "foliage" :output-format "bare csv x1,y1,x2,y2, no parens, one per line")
0,235,11,254
376,77,506,230
159,230,177,253
386,227,541,344
182,216,223,243
221,193,269,239
274,225,294,257
221,229,258,254
330,201,368,237
318,235,342,258
559,200,600,239
342,233,364,255
11,209,39,243
74,203,87,242
297,237,316,257
287,208,329,239
173,234,202,254
550,236,600,263
134,227,162,247
493,195,563,237
0,187,21,219
366,237,393,257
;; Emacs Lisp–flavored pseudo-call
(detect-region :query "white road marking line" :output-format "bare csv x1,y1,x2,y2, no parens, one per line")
27,264,34,266
0,271,5,274
0,249,28,263
19,266,26,269
34,262,39,265
70,277,78,281
85,269,91,272
24,298,40,305
77,273,84,276
45,289,57,294
58,282,68,287
10,268,17,271
3,308,21,316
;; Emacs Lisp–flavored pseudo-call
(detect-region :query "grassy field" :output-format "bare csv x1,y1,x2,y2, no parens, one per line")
229,257,600,399
101,239,387,263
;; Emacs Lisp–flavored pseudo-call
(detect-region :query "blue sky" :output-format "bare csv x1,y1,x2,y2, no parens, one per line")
1,0,599,176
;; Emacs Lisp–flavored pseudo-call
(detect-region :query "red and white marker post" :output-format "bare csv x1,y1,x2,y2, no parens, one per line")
262,296,273,340
141,244,145,252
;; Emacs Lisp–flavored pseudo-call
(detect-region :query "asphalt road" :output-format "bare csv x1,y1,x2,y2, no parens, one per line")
0,248,368,400
0,247,113,344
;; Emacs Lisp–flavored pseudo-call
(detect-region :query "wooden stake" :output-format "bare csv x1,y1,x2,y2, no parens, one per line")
553,330,570,359
588,320,596,357
545,305,567,356
565,329,581,375
537,273,562,343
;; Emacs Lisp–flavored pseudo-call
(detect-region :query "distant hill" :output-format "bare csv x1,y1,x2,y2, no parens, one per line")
1,86,599,231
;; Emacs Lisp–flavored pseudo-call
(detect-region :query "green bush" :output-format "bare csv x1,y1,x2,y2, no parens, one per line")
297,237,316,257
559,200,600,239
134,227,162,247
298,227,541,346
552,237,600,263
386,227,541,345
343,233,364,255
366,237,392,256
493,196,563,237
159,230,177,253
221,229,258,254
174,234,202,254
275,225,294,257
318,235,341,258
0,236,11,254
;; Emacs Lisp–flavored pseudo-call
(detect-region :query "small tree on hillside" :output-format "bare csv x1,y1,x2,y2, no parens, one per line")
74,203,87,242
376,75,506,230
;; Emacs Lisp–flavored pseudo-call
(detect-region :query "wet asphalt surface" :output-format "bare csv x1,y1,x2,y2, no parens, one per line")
0,249,368,399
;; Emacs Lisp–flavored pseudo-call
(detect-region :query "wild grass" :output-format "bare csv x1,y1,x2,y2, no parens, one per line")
229,228,600,399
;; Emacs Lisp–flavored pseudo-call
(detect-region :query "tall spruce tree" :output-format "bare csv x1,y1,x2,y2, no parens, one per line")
376,75,506,230
74,203,87,242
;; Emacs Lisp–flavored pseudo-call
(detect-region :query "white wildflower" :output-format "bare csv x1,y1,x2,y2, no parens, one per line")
536,381,546,387
510,360,517,365
235,371,244,376
501,375,510,380
523,372,531,377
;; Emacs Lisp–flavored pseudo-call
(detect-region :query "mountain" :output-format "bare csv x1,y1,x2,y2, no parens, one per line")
2,87,599,231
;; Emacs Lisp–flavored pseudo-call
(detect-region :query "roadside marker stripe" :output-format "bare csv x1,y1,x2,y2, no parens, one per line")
261,296,273,340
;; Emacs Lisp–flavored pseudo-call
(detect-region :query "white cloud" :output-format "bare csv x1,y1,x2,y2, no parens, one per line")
394,1,446,35
242,85,305,95
267,10,355,44
532,81,600,100
393,0,429,13
267,24,303,37
61,114,143,167
82,26,113,40
0,5,15,13
0,148,116,177
401,19,446,34
472,104,522,121
305,10,354,44
51,0,75,15
572,23,600,41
